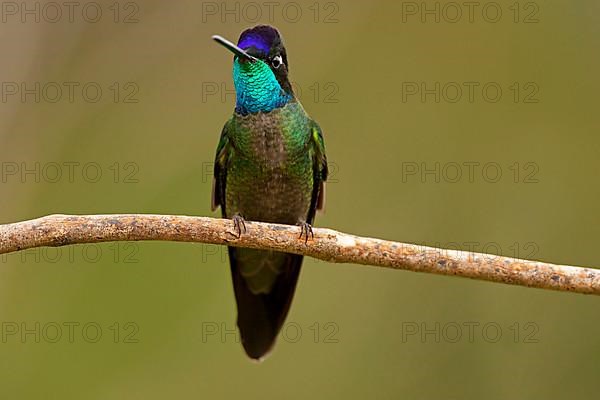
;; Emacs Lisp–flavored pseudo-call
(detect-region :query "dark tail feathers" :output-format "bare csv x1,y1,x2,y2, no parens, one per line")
228,247,303,360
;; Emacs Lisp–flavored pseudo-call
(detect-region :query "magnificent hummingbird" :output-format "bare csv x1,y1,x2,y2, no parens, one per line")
211,25,328,360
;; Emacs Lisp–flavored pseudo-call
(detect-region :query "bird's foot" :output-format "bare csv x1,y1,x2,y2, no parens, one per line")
296,221,314,244
231,214,247,238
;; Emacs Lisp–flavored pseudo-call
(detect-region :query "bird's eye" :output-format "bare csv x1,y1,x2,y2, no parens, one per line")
271,55,283,69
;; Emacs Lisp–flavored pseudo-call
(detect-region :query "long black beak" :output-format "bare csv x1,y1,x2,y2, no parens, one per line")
212,35,257,63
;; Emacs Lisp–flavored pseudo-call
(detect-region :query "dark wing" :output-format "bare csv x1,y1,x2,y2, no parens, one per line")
211,121,231,216
306,120,328,223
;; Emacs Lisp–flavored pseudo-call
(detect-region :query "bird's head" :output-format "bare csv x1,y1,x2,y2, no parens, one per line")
213,25,294,114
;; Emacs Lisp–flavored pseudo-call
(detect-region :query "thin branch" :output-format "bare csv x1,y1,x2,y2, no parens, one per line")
1,214,598,295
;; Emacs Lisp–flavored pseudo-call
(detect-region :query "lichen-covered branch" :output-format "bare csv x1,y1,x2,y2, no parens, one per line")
1,214,598,295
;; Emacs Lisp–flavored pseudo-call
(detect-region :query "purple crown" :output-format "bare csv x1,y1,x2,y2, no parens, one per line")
237,25,281,55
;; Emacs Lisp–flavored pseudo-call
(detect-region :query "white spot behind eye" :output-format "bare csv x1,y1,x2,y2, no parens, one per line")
272,55,283,69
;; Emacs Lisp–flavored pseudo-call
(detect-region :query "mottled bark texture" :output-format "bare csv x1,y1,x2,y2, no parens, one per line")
1,214,598,295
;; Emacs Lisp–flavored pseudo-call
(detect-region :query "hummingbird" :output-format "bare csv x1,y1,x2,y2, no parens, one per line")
211,25,328,360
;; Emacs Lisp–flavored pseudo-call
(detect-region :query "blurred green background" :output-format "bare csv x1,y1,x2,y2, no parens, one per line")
1,0,599,398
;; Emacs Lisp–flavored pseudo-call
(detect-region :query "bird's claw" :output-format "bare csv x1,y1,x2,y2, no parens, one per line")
297,221,314,244
232,214,247,238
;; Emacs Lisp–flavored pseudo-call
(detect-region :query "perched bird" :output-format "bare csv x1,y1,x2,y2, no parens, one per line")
211,25,328,360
